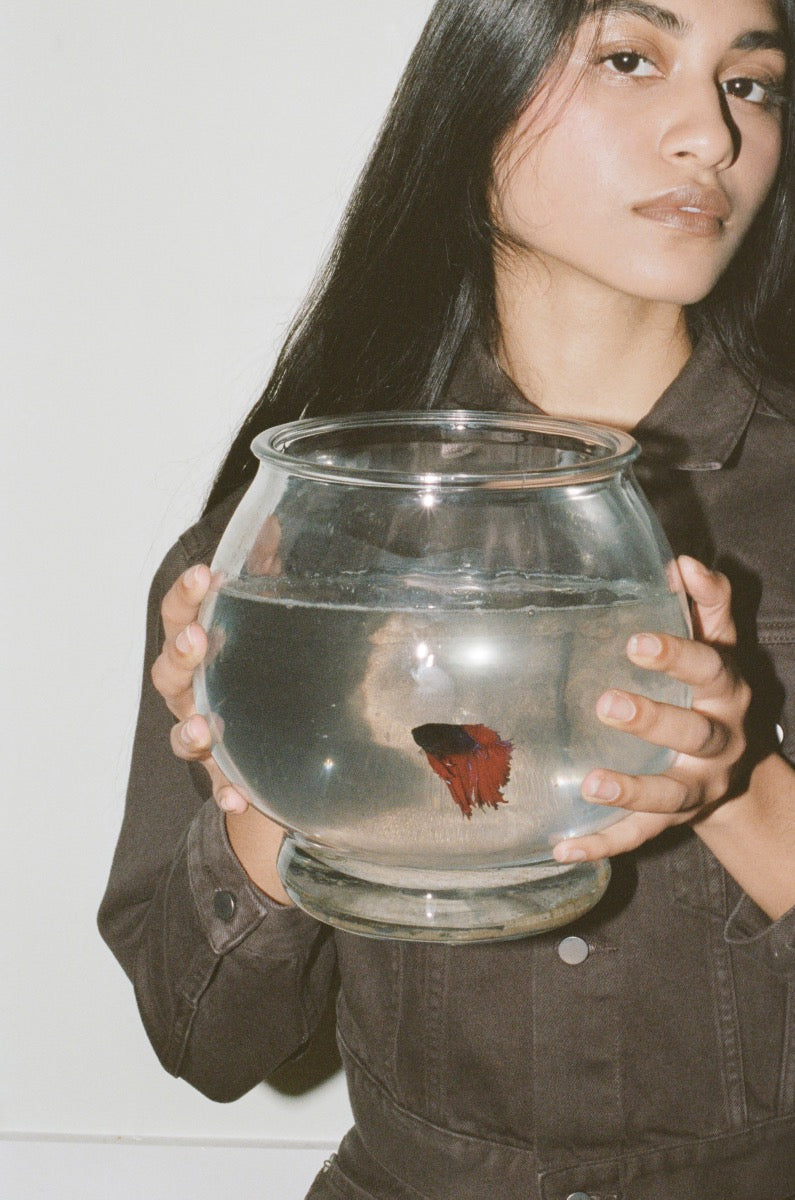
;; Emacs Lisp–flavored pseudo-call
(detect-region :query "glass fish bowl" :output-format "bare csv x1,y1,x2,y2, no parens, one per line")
194,412,691,942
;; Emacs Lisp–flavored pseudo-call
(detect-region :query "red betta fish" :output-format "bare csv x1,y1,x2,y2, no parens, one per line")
411,723,513,818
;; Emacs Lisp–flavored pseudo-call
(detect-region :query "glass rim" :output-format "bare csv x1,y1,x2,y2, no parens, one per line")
251,410,639,490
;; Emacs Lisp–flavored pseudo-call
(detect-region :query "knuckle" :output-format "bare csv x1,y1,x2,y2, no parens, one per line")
716,571,732,598
707,772,731,805
178,566,195,594
626,696,649,729
657,636,679,669
151,654,184,704
703,649,726,690
150,656,168,695
171,715,208,758
705,567,731,602
673,782,692,813
160,588,182,625
697,716,724,756
169,724,192,759
694,724,713,756
729,725,747,765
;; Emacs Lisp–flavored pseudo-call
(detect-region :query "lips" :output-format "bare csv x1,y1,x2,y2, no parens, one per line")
633,186,732,236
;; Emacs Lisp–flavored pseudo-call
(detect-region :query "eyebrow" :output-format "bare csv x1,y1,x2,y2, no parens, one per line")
587,1,691,36
586,1,789,55
732,30,789,56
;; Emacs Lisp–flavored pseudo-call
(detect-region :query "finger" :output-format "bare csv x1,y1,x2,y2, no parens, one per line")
161,564,212,641
151,621,208,709
626,631,733,697
596,688,730,758
553,810,684,863
169,718,250,813
205,760,250,814
170,713,213,761
678,557,736,646
581,768,691,814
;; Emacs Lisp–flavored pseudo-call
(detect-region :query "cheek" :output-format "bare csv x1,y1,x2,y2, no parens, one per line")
496,121,623,232
535,107,645,212
733,122,783,225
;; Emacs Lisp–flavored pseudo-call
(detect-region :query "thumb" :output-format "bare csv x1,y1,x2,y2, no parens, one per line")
678,556,736,646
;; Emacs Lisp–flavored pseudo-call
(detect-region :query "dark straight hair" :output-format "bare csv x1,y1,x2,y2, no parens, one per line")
205,0,795,513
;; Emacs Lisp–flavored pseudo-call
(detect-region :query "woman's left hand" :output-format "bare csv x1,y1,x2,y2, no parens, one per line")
554,555,752,863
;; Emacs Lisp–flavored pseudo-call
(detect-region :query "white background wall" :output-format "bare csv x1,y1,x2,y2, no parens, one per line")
2,3,433,1196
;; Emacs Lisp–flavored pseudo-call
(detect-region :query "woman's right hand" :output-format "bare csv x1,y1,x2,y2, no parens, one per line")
151,563,250,814
151,563,292,902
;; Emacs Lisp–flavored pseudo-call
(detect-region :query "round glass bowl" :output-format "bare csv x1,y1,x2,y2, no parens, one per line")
194,412,690,941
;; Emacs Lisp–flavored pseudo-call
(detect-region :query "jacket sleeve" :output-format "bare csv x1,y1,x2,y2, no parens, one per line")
97,522,337,1102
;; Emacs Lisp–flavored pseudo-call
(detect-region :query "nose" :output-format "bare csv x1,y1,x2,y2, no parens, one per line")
659,82,739,172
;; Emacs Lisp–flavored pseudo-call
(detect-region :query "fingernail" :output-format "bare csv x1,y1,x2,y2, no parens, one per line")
176,626,195,654
555,845,587,863
218,790,239,813
600,691,636,722
180,715,203,746
185,565,207,589
629,634,662,659
682,556,713,581
582,773,621,803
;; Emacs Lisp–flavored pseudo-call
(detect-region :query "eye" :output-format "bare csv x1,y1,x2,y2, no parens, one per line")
600,51,658,77
721,76,786,108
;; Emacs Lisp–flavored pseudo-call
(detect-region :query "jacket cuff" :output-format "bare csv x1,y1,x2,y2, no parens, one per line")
725,893,795,975
186,800,317,955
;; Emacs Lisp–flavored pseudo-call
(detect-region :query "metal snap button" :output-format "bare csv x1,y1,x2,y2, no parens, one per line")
557,935,590,965
566,1193,592,1200
213,889,237,922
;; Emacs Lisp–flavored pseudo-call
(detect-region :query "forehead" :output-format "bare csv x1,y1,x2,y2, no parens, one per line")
584,0,786,33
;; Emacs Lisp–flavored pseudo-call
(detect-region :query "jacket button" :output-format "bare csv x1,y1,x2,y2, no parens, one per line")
557,935,589,965
213,889,237,922
566,1193,592,1200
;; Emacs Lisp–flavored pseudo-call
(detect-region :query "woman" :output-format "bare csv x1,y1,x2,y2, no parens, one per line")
99,1,795,1196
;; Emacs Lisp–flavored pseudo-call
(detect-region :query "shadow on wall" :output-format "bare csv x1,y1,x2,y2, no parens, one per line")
269,980,342,1096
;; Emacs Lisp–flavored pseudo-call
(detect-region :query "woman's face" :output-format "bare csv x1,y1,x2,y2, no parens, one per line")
492,0,789,306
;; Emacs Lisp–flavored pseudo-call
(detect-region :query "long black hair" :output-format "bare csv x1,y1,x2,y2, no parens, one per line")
205,0,795,513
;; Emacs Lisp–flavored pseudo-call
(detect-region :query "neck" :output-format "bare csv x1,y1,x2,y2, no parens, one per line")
493,253,692,430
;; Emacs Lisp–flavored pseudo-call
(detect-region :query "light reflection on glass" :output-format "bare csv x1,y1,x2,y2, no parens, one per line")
463,640,497,668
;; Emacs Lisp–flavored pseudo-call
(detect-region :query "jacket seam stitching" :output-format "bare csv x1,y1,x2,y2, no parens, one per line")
778,984,795,1112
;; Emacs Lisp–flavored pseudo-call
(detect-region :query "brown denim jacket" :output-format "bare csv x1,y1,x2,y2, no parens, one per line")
99,337,795,1199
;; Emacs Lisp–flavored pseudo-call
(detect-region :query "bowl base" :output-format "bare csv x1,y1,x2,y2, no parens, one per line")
277,840,611,942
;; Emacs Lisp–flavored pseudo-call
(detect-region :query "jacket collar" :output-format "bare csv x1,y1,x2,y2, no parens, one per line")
444,333,759,472
633,335,759,470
